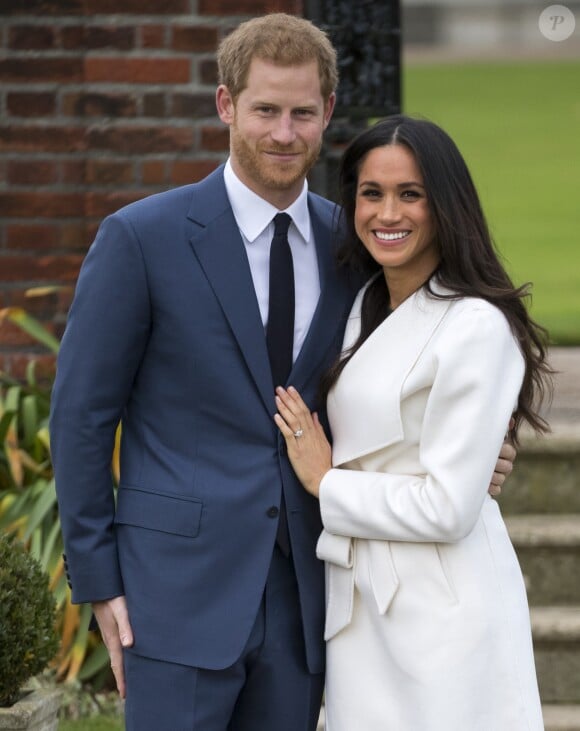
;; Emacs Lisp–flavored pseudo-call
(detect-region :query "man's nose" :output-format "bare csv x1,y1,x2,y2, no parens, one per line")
271,114,297,145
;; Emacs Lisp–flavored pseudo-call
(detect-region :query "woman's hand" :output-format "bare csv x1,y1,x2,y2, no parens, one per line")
274,386,332,498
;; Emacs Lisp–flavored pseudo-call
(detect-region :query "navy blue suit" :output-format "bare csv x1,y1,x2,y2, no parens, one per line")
51,165,359,726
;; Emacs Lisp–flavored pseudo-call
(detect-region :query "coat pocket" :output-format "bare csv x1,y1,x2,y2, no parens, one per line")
389,541,458,606
435,543,459,604
114,485,203,538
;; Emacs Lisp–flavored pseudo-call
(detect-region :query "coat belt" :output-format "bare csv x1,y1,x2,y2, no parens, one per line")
316,530,400,640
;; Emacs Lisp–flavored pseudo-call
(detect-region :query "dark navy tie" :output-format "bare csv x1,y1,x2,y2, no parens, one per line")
266,212,293,556
266,213,294,388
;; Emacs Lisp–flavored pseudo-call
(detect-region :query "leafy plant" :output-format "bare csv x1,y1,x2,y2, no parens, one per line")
0,305,117,688
0,533,59,706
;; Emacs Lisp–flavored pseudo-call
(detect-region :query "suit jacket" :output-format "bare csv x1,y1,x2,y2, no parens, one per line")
50,165,358,673
315,280,543,728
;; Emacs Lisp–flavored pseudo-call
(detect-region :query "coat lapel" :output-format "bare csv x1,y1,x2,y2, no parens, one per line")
329,282,453,467
186,167,274,414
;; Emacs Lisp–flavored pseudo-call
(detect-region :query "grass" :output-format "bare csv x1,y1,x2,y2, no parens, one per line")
59,719,122,730
402,60,580,344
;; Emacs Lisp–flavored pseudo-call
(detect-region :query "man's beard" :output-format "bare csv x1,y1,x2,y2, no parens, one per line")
230,126,322,192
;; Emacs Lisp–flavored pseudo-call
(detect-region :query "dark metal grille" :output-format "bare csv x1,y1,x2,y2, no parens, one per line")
305,0,401,118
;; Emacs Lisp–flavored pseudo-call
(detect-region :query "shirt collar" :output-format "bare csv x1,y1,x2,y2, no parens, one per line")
224,158,310,243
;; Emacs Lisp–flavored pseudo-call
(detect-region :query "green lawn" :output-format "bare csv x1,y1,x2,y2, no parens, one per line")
59,718,122,730
403,60,580,344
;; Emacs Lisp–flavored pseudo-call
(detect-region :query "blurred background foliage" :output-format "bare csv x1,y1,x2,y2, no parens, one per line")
0,305,119,690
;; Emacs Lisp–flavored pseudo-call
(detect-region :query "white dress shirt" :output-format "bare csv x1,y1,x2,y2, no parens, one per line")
223,159,321,363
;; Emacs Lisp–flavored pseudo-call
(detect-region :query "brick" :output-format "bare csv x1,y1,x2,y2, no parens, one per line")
6,288,60,315
0,1,85,17
6,92,57,117
59,224,90,252
57,288,75,313
6,224,59,251
0,127,86,153
0,320,40,347
198,0,300,14
170,159,220,185
86,222,99,243
1,354,57,382
87,126,193,154
140,25,166,49
83,0,188,13
85,191,149,218
61,25,136,50
7,160,58,186
0,192,85,218
200,125,229,152
199,59,218,86
143,93,166,117
141,160,166,185
62,92,137,118
9,25,57,50
171,93,217,118
0,254,83,282
86,159,134,185
61,160,86,184
85,57,190,84
0,58,83,83
59,25,85,49
172,25,218,53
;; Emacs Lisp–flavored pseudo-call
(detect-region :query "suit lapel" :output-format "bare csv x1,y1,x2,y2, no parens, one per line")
186,167,274,414
289,196,353,393
187,175,355,413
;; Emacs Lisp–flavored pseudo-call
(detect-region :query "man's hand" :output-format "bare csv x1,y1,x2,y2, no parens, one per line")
489,440,516,497
92,595,134,698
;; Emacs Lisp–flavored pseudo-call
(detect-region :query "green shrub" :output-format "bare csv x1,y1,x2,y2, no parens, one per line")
1,305,114,687
0,533,59,706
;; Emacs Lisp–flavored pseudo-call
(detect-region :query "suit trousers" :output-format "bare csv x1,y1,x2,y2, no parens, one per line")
123,545,324,731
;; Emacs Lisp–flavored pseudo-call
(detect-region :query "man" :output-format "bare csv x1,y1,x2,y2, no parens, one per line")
50,13,515,731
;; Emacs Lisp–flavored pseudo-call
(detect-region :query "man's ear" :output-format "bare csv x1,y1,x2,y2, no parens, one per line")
323,92,337,130
216,85,235,124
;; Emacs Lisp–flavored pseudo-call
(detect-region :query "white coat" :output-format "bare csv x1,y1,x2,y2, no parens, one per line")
317,279,544,730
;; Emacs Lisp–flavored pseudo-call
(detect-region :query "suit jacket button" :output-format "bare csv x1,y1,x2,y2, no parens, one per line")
267,506,279,518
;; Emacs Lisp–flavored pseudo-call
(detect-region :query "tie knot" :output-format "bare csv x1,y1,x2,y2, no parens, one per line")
273,212,291,238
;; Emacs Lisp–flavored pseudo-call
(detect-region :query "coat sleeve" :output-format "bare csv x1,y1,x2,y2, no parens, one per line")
50,212,151,603
319,303,525,543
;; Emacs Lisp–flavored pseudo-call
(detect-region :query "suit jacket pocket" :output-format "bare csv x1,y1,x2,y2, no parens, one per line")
114,486,203,538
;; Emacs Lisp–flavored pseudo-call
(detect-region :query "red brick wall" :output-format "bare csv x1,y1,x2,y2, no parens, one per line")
0,0,301,377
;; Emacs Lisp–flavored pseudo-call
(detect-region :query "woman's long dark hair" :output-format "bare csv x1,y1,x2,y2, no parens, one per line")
321,115,552,440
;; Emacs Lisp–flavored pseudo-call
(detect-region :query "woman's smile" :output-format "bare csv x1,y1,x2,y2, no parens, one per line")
354,143,439,307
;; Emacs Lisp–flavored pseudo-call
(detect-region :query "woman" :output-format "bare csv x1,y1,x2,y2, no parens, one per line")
274,115,552,730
